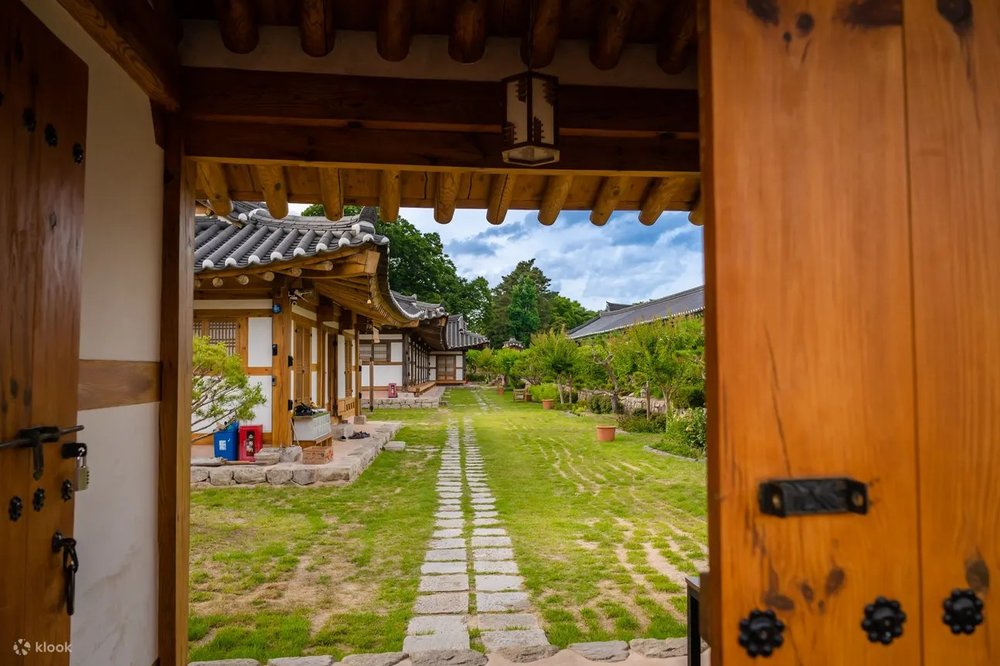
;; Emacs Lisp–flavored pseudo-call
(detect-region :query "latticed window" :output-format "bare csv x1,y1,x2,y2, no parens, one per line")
194,319,239,356
360,342,390,362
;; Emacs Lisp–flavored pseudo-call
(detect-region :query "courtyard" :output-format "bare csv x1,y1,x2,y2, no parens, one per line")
188,387,706,663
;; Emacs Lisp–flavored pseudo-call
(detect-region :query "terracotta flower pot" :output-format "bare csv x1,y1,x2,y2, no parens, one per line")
542,399,554,410
525,393,533,402
496,385,505,395
596,425,617,442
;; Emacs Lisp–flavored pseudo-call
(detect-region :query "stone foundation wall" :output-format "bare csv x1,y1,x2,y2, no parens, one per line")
576,389,667,415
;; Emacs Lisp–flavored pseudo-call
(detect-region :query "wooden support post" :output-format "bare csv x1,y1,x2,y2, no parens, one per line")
318,167,343,220
590,0,637,70
255,164,288,219
158,116,195,666
213,0,258,54
271,283,292,446
521,0,561,67
434,171,459,223
299,0,335,57
590,176,626,226
377,0,412,62
449,0,488,63
538,175,573,225
380,168,401,222
486,173,517,225
196,161,232,215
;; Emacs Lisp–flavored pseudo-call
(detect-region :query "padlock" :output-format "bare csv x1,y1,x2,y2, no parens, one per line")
75,449,90,492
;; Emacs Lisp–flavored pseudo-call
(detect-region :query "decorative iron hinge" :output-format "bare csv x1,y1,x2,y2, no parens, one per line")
759,477,868,517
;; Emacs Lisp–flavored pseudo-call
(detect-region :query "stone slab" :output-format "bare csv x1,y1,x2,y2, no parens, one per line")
408,614,468,634
476,592,531,612
190,467,210,483
413,592,470,614
475,575,523,592
472,528,508,537
494,645,561,663
340,653,407,666
233,466,267,484
628,638,687,659
267,658,335,666
473,560,519,574
471,536,511,548
409,650,487,666
190,661,259,666
437,519,464,529
385,441,406,452
435,511,464,519
424,548,468,562
209,468,235,486
422,561,468,575
419,574,470,592
473,511,498,519
473,548,514,561
293,468,317,485
477,614,540,632
472,518,499,527
433,528,463,538
481,630,550,651
404,633,470,653
430,538,466,550
567,642,630,662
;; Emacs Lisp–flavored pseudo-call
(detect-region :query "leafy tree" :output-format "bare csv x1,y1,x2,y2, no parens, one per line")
508,277,541,343
493,348,522,386
549,293,595,332
618,317,703,422
530,329,579,403
485,259,593,344
191,337,266,440
580,334,631,414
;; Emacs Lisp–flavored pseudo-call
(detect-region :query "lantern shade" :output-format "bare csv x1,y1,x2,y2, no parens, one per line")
502,71,560,167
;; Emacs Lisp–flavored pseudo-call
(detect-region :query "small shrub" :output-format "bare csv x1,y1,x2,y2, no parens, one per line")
529,383,559,401
617,412,667,433
588,393,614,414
652,407,707,458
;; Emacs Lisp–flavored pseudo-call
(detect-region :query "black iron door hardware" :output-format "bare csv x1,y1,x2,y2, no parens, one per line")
738,609,785,658
61,480,74,502
862,597,906,644
943,589,984,635
0,425,84,479
8,496,23,521
32,488,45,511
51,532,78,616
759,477,868,517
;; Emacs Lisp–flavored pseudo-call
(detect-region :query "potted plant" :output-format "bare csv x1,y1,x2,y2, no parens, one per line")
596,425,617,442
541,398,554,410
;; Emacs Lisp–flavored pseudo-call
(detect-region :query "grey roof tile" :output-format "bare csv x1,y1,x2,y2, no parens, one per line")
568,285,704,339
445,315,488,350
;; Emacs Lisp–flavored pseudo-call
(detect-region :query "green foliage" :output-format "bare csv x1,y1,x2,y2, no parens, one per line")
666,408,707,452
587,393,616,414
617,412,668,433
191,337,266,435
493,348,522,385
508,277,541,343
530,329,580,403
614,317,703,419
549,293,595,331
529,383,560,401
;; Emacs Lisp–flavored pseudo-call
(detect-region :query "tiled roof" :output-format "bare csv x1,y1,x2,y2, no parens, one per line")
568,285,705,340
445,315,489,350
194,203,388,273
391,291,447,320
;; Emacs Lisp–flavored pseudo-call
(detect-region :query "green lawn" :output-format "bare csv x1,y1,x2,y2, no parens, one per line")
188,388,706,661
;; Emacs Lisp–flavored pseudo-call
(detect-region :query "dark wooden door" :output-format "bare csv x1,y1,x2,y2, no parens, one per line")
0,3,88,664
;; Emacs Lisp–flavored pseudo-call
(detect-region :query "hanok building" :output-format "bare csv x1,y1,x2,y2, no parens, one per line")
192,204,444,445
5,1,999,664
568,285,704,340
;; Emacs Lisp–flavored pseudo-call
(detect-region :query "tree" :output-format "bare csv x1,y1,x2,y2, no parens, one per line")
493,348,521,386
618,317,703,422
530,329,579,403
508,276,541,343
191,337,267,440
485,259,593,344
549,293,595,331
581,334,630,414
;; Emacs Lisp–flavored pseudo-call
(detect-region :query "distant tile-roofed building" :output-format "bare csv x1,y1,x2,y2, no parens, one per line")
445,315,489,350
568,285,705,340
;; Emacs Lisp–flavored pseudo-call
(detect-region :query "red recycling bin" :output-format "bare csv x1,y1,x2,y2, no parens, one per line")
388,382,398,398
238,425,264,462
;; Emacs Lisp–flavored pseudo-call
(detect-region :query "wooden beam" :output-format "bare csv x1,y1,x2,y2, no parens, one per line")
591,0,637,70
639,177,685,225
590,176,627,226
687,193,703,226
158,116,194,666
255,165,289,219
185,120,701,174
300,0,335,57
380,169,401,222
434,172,459,223
521,0,561,67
657,0,697,75
56,0,179,109
377,0,412,62
538,175,573,225
213,0,258,54
317,167,343,220
486,174,517,225
196,161,232,215
79,360,161,411
180,68,700,135
449,0,488,64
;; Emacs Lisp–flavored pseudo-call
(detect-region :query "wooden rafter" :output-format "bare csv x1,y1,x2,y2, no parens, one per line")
486,174,517,225
254,165,288,219
590,176,627,226
591,0,638,70
434,172,459,224
213,0,258,54
688,192,703,226
521,0,561,68
379,169,401,222
538,175,573,225
300,0,336,57
449,0,488,64
318,167,343,220
377,0,412,62
196,162,233,216
657,0,697,75
639,177,684,225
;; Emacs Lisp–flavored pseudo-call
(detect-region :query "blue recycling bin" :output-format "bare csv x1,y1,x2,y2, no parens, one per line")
213,426,239,461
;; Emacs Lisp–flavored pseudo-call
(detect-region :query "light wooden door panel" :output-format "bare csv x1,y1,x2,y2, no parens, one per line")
701,0,921,662
905,1,1000,662
0,3,88,664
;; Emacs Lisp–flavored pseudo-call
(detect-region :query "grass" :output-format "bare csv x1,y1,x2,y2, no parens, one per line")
188,388,707,660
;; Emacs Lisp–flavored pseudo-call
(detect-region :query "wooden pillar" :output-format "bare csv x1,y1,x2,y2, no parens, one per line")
158,115,195,666
700,0,920,663
905,3,1000,661
271,283,292,445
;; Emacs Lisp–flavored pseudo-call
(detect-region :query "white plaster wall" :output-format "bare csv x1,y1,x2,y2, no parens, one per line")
311,326,318,359
248,317,273,367
390,342,403,362
337,335,346,399
248,377,272,431
361,365,403,387
22,2,163,665
311,371,318,402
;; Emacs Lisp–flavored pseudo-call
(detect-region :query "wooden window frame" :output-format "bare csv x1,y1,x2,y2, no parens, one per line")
193,315,248,367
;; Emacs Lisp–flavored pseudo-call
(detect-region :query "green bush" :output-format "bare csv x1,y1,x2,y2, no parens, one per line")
529,383,559,401
657,407,707,457
617,412,667,433
587,393,614,414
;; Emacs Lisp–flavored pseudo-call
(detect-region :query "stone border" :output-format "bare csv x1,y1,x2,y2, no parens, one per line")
642,445,704,463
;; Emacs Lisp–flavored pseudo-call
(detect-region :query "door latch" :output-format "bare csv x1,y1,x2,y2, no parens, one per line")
52,531,79,616
759,477,868,517
0,425,84,479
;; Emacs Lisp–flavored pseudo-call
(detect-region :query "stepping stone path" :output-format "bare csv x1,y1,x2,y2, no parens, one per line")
404,419,549,654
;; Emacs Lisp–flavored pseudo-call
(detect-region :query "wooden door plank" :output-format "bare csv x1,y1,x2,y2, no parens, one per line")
904,2,1000,662
700,0,920,662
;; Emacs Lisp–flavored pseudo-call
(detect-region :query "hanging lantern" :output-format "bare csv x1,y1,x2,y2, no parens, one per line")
502,71,560,167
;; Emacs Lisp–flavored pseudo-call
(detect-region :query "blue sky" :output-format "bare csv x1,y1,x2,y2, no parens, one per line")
401,207,704,311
